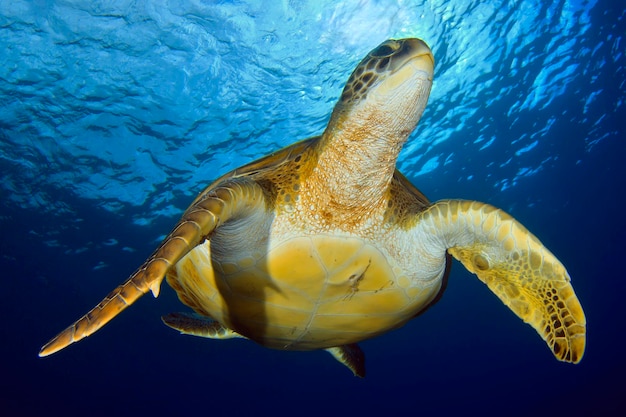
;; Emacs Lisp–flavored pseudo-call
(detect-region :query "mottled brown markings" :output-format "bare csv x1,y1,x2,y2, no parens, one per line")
371,43,395,56
339,41,407,105
377,57,390,70
321,209,333,223
382,171,430,229
255,178,278,210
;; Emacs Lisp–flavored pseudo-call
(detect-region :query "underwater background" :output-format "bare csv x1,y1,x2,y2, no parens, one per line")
1,0,624,416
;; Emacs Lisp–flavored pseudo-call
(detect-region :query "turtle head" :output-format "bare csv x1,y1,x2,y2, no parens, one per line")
327,38,434,143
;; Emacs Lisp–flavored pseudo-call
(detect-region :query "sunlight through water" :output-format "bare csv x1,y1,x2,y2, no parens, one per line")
0,0,619,246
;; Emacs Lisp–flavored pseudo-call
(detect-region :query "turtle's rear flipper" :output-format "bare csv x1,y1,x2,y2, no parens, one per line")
164,312,366,377
162,312,243,339
39,180,266,357
326,344,366,377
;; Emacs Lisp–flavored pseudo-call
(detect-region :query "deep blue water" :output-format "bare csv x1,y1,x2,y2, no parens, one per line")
1,1,625,416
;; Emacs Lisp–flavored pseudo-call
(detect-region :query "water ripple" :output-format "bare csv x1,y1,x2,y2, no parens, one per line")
0,0,620,238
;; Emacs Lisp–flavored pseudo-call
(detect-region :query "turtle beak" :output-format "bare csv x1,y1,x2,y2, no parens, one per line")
381,38,434,93
398,38,434,81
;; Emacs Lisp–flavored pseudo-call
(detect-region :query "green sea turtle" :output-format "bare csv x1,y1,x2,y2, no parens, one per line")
40,38,586,377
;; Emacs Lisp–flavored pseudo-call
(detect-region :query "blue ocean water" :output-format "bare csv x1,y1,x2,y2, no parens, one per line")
1,0,624,416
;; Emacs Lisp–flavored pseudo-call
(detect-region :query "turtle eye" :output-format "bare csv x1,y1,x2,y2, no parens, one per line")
370,42,396,58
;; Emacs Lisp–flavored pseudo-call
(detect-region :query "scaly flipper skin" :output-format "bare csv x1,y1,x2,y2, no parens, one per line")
325,344,366,378
39,179,267,357
420,200,586,363
162,312,244,339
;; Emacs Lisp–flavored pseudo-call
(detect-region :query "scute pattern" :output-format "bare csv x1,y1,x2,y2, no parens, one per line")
339,38,426,104
169,233,441,351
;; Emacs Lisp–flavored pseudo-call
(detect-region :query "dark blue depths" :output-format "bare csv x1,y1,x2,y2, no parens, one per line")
1,1,624,416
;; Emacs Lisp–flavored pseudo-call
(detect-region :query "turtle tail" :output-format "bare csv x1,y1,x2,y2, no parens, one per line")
421,199,586,363
39,180,266,357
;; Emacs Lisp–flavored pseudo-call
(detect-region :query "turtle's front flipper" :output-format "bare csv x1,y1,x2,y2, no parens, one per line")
39,179,266,357
326,344,366,377
420,200,586,364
